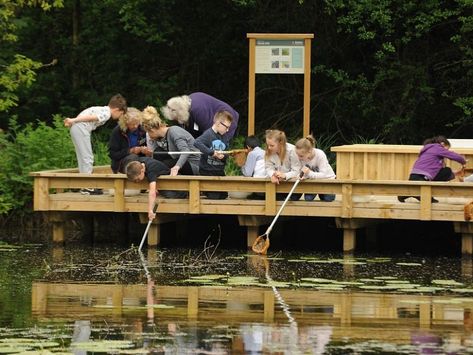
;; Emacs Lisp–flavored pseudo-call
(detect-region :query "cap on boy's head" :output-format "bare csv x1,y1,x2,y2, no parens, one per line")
245,135,260,149
125,161,143,181
213,110,233,124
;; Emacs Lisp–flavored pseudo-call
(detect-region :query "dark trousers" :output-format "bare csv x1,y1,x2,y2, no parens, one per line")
200,169,228,199
398,167,453,202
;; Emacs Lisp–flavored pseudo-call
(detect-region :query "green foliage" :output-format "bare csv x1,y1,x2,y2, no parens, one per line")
0,0,63,114
0,55,42,112
0,116,110,214
225,135,246,176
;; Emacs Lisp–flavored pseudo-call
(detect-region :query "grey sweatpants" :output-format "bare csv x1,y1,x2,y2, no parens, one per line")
70,123,94,174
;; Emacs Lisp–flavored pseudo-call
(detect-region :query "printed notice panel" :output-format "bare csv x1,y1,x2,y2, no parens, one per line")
255,39,304,74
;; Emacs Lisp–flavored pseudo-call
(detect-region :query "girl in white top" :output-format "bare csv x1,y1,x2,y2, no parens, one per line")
295,135,336,202
241,135,266,178
264,129,302,200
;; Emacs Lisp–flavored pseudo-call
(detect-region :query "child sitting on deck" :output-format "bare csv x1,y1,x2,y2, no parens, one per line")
193,110,233,199
264,129,302,201
295,135,336,202
125,158,170,220
398,136,466,203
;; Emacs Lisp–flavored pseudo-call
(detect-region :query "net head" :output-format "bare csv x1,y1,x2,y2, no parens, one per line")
252,235,270,255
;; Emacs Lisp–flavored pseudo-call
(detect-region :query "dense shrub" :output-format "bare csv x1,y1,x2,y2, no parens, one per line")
0,117,110,214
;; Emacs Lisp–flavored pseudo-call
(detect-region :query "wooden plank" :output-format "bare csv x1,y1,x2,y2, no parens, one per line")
52,222,64,244
34,177,50,211
113,179,125,212
343,228,356,252
148,224,159,247
247,33,314,39
341,184,353,218
349,152,355,179
303,37,311,137
246,226,259,248
248,37,256,136
265,183,276,216
420,186,432,220
188,180,200,214
462,234,473,255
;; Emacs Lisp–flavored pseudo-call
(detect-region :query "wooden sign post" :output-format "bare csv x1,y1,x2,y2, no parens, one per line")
247,33,314,136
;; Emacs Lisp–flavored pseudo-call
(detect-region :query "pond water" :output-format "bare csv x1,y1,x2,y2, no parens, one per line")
2,242,473,354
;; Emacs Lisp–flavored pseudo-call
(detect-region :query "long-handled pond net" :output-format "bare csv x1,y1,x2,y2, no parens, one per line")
252,170,305,255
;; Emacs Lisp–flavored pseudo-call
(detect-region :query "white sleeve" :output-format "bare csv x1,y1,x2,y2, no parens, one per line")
307,150,336,179
242,151,258,177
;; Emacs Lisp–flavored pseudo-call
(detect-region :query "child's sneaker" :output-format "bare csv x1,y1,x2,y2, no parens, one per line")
80,188,103,195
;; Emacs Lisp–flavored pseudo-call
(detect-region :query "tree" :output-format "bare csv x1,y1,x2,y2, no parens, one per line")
0,0,63,114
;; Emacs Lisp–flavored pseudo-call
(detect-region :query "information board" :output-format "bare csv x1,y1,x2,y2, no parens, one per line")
255,39,304,74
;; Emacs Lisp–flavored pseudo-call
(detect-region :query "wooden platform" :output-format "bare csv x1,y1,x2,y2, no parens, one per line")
30,144,473,254
30,165,473,254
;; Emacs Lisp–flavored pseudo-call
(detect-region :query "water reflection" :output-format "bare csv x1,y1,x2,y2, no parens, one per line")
30,276,473,353
5,246,473,353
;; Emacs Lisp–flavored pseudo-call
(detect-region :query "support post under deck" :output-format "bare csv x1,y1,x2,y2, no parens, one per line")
335,218,381,253
453,222,473,255
48,212,66,244
238,216,274,248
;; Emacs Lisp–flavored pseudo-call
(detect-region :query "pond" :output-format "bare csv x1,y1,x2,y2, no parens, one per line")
1,242,473,354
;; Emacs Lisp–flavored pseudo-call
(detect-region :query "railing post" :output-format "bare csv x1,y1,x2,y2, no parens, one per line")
189,180,200,214
341,184,353,218
265,182,276,216
34,177,50,211
113,178,125,212
420,185,432,220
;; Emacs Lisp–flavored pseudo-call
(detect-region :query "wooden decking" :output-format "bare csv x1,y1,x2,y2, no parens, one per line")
31,164,473,254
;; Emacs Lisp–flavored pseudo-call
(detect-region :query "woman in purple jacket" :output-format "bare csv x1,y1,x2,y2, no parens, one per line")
161,92,239,139
398,136,466,202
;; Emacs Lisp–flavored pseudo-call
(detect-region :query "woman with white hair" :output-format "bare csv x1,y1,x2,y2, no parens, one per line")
161,92,239,139
108,107,147,173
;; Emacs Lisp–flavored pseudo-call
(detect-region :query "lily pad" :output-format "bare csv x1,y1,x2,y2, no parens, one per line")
71,340,134,351
450,288,473,293
395,262,423,266
431,280,464,286
153,304,175,309
189,275,226,280
300,278,335,283
374,276,398,280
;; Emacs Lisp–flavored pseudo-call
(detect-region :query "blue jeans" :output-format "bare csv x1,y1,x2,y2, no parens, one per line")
304,193,335,202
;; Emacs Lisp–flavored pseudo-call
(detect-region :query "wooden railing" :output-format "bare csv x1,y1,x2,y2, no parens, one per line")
31,166,473,222
31,164,473,253
332,144,473,180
